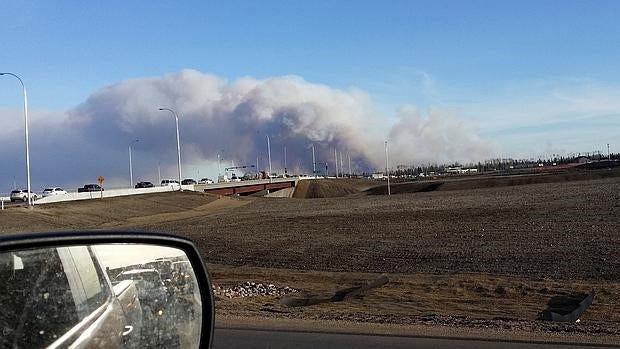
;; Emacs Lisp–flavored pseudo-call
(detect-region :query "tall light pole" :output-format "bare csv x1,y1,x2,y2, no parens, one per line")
311,144,316,177
267,135,272,183
157,161,161,185
608,143,611,161
217,154,222,176
284,146,287,177
340,151,344,177
385,140,391,196
1,73,32,206
128,138,139,188
348,153,351,177
158,108,182,190
334,148,338,178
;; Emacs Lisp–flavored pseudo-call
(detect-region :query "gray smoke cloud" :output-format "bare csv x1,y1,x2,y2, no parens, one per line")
386,105,493,166
0,70,492,192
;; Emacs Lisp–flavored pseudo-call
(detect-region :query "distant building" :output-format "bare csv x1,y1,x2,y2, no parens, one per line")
576,157,590,164
446,167,477,174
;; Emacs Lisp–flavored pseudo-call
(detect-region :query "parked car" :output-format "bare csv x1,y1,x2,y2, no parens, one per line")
78,184,103,192
135,181,154,188
160,179,180,187
198,178,214,184
181,178,197,185
10,189,38,202
42,187,68,197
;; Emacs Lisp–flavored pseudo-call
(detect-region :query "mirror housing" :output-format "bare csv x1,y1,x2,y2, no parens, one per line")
0,231,214,349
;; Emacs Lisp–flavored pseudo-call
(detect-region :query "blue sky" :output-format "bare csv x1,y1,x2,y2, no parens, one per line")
3,0,619,109
1,1,619,189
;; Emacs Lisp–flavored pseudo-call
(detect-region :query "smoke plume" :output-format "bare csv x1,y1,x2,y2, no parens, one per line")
0,70,492,190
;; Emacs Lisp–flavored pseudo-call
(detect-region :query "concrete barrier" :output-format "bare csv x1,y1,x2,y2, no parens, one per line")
540,289,595,322
264,187,295,198
34,185,189,205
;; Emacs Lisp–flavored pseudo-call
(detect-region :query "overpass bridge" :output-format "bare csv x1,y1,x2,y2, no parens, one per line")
195,177,298,196
24,177,302,206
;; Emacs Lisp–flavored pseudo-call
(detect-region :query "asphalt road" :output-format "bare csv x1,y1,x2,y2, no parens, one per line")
212,328,615,349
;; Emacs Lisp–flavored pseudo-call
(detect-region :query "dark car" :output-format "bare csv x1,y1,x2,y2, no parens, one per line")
135,181,154,188
77,184,103,192
181,178,196,185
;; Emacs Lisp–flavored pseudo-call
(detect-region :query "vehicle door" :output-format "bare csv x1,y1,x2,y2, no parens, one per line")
56,246,127,348
0,246,125,348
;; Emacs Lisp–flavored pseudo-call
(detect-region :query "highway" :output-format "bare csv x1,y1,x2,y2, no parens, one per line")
212,328,615,349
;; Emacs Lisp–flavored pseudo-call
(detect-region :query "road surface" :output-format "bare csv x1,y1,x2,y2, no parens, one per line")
213,328,616,349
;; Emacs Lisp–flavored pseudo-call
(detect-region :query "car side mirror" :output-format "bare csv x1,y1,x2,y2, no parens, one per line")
0,231,214,349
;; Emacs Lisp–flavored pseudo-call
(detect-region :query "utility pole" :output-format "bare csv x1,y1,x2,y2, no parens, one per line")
608,143,611,161
340,151,344,177
385,140,391,196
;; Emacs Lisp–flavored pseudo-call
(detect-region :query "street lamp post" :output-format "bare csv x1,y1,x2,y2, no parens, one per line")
128,138,139,188
267,135,272,183
157,161,161,185
284,146,287,177
311,144,316,177
334,148,338,178
385,140,391,196
1,73,32,206
348,153,351,177
158,108,182,190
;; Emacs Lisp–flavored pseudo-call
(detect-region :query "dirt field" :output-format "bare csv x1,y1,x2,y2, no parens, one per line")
1,169,619,343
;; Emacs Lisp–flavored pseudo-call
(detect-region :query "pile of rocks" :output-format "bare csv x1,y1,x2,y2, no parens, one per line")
213,282,298,298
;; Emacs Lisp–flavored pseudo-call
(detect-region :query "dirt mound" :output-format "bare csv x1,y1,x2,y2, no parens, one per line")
293,179,378,198
365,181,444,195
0,191,221,233
366,168,620,195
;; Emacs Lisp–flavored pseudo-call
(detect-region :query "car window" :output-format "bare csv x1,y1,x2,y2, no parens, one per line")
0,248,80,348
66,246,109,311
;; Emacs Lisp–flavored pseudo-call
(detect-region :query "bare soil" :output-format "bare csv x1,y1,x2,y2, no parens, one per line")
1,170,619,344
